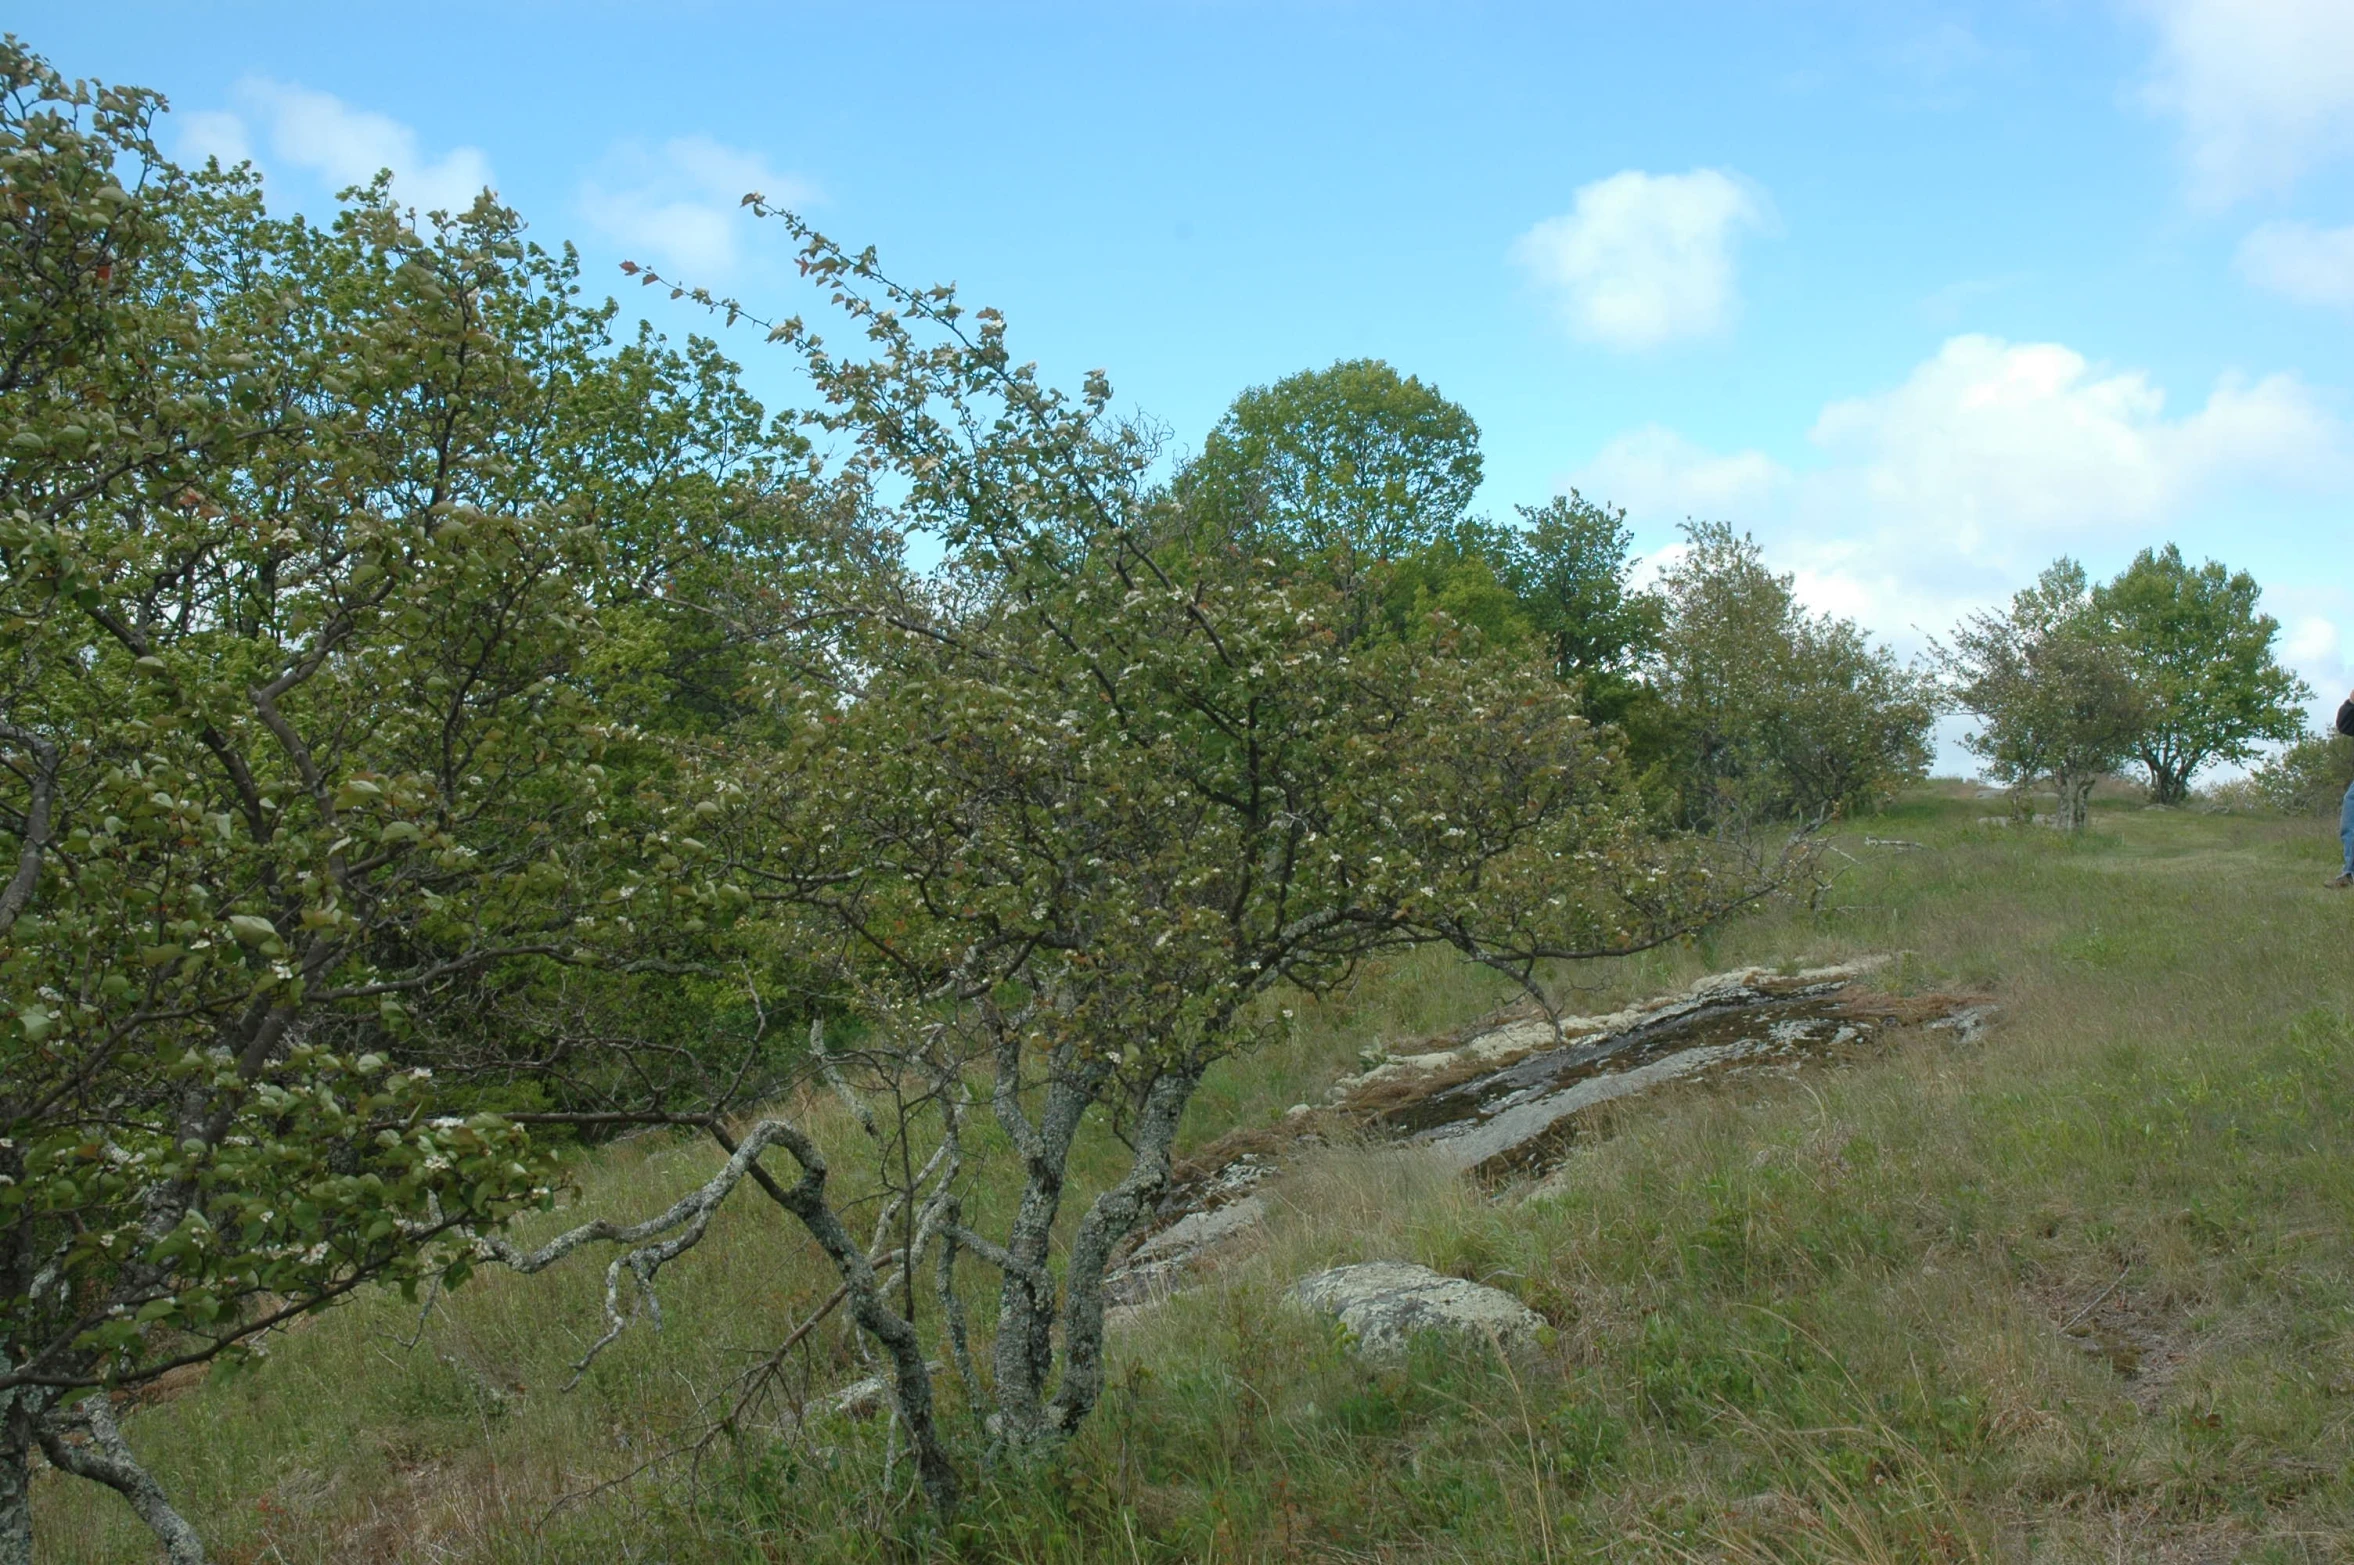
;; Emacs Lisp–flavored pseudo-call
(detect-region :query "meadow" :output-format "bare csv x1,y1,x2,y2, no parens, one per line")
43,783,2354,1563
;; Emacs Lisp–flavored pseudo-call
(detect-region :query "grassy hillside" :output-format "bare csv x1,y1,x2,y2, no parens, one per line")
43,785,2354,1563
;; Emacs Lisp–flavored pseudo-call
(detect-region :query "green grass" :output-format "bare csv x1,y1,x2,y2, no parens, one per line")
42,784,2354,1562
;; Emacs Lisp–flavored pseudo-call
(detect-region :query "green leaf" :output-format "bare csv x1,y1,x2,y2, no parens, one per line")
225,915,279,947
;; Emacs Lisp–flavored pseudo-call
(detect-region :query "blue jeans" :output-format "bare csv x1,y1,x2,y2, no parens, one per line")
2342,777,2354,876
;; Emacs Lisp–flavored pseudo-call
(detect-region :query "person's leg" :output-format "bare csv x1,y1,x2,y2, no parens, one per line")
2340,776,2354,879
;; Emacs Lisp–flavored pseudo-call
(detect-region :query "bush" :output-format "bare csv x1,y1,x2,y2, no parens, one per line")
1935,560,2145,832
1655,523,1936,825
2241,732,2354,815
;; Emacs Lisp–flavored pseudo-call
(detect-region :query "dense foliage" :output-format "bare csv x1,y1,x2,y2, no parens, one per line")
24,29,2321,1555
2091,544,2310,804
1937,561,2146,831
1174,357,1483,576
0,42,818,1558
0,39,1821,1554
1936,549,2310,821
2241,729,2354,816
565,211,1807,1517
1653,523,1937,827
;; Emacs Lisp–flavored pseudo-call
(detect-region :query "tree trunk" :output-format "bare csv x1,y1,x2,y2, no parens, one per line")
2054,771,2095,831
988,1048,1108,1447
0,1384,55,1565
36,1396,208,1564
1047,1065,1199,1436
0,1430,29,1565
766,1143,961,1515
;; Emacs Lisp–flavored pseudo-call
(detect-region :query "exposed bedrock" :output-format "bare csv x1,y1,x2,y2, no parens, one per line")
1100,957,1993,1319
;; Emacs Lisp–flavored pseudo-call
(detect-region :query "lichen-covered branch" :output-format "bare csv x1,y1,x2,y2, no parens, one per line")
36,1396,207,1565
1047,1063,1199,1436
479,1119,812,1382
0,726,57,938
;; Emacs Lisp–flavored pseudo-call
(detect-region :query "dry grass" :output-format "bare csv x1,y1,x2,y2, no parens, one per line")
41,782,2354,1561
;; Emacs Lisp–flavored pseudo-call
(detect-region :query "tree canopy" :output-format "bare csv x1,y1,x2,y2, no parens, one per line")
1938,560,2146,830
1507,492,1659,689
0,43,1815,1552
1653,522,1936,825
2091,544,2310,803
586,213,1803,1517
1175,358,1482,572
0,42,815,1555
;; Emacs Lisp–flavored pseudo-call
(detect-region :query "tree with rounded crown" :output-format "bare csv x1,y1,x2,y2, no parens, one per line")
2091,544,2310,805
1506,491,1659,693
1938,560,2147,831
1654,522,1935,826
1175,358,1482,582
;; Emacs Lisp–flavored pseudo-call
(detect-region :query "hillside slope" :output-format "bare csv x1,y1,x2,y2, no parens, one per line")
44,785,2354,1563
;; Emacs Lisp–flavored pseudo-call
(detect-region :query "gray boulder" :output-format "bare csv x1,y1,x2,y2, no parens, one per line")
1289,1260,1546,1361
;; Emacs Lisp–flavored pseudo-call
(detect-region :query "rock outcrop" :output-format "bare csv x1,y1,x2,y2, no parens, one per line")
1103,1152,1278,1306
1101,957,1994,1320
1289,1261,1546,1361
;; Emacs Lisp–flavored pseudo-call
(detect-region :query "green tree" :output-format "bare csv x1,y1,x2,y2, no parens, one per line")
550,221,1806,1517
1938,561,2146,831
1175,358,1482,580
0,45,791,1558
1375,516,1536,649
2091,544,2310,803
1654,522,1935,825
1506,491,1659,688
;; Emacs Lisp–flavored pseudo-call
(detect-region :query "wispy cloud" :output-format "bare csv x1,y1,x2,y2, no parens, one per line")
1509,168,1774,351
174,109,250,168
172,78,495,214
2236,221,2354,307
578,137,817,281
2135,0,2354,205
1574,425,1788,524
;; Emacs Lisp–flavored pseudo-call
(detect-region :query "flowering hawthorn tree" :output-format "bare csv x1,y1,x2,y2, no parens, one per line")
517,218,1810,1518
0,44,796,1559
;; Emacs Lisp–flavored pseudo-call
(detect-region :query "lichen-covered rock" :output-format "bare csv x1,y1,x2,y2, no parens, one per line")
1104,1194,1268,1305
1421,1038,1768,1173
1328,958,1892,1105
1289,1260,1545,1361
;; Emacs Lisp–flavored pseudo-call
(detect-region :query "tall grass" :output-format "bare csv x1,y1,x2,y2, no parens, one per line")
43,785,2354,1561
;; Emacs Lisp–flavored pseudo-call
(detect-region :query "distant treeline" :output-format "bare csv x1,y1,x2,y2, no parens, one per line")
1156,358,2313,834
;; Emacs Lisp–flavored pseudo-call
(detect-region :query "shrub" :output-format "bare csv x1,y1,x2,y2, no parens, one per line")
2241,732,2354,816
1655,522,1936,825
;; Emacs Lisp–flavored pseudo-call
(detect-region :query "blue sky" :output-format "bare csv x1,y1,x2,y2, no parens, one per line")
39,1,2354,757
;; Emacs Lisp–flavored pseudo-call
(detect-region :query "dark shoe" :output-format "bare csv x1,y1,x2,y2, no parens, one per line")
2330,873,2354,889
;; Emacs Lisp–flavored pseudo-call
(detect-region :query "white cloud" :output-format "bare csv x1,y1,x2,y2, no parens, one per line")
2284,613,2341,667
2236,221,2354,307
178,80,495,213
1575,425,1787,522
2270,586,2354,732
243,79,494,212
1566,333,2352,652
2137,0,2354,204
1804,335,2344,554
1509,168,1773,350
578,137,816,280
175,109,250,169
